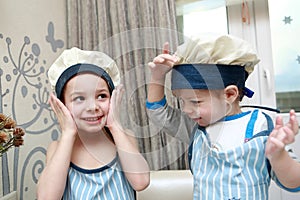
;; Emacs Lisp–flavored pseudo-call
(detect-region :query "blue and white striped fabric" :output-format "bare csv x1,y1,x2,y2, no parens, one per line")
62,157,134,200
146,98,300,199
191,131,271,200
190,109,299,200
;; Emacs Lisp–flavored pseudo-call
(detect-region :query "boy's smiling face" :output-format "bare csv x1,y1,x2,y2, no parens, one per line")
172,89,228,127
63,73,111,133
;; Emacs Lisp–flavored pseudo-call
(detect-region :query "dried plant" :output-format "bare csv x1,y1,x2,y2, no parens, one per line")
0,113,25,157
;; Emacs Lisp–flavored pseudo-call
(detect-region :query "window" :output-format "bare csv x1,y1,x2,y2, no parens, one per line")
268,0,300,112
176,0,228,40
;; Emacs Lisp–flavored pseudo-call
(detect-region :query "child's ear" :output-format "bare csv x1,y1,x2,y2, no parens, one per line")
224,85,239,103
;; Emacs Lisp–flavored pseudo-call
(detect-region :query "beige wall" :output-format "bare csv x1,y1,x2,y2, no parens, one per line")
0,0,66,199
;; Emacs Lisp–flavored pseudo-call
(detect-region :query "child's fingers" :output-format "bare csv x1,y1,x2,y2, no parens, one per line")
117,85,125,103
110,90,117,110
277,126,295,144
49,94,60,114
148,61,156,69
290,109,296,116
113,84,124,106
274,116,284,129
148,59,177,70
153,54,177,64
265,140,276,157
162,42,169,54
266,110,299,158
110,85,123,112
153,56,165,63
269,127,279,138
51,94,65,113
269,137,285,149
265,138,277,158
162,42,180,64
49,93,72,121
266,136,285,158
289,110,299,134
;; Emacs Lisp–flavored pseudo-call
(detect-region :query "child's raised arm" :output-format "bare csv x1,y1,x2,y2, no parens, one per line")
106,85,150,191
37,94,78,199
147,42,178,103
265,109,300,189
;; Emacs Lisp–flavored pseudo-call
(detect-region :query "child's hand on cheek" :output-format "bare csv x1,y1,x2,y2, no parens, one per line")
49,93,78,138
106,85,124,131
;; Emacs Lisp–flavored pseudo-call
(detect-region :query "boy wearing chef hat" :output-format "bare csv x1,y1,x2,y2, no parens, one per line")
146,35,300,199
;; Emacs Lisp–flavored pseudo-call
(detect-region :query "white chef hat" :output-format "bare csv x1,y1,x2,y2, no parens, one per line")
175,34,260,75
172,35,260,98
48,47,120,100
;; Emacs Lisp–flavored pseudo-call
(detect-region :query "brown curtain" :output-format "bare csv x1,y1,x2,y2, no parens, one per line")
66,0,189,170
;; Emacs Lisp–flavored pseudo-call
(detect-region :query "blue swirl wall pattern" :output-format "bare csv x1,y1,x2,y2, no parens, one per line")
0,21,64,199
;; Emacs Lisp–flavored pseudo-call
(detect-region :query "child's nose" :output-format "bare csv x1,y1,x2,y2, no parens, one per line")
86,100,100,111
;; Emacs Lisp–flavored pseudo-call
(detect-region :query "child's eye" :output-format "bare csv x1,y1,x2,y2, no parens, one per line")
73,96,85,102
191,100,201,104
97,94,108,100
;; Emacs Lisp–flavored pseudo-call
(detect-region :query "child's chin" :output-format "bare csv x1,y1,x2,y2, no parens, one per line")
197,120,209,127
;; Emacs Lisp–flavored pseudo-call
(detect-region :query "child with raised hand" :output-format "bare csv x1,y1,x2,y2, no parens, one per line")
265,109,300,189
37,47,149,200
146,35,300,200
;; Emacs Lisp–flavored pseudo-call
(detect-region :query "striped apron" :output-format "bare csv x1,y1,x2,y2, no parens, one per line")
62,157,135,200
190,110,273,200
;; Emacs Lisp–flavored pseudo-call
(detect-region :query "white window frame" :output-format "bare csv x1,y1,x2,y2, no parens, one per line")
228,0,300,117
227,1,300,199
227,0,276,109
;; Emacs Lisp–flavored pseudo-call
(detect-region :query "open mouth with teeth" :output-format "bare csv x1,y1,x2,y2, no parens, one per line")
84,116,101,121
82,116,105,124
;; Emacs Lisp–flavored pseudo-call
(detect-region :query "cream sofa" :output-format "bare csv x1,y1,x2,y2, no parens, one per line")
136,170,289,200
136,170,193,200
0,191,17,200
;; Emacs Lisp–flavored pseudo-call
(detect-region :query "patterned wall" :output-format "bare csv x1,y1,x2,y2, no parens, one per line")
0,21,65,199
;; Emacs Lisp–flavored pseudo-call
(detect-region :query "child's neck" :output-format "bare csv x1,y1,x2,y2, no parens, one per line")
76,130,113,146
226,104,242,116
72,131,117,168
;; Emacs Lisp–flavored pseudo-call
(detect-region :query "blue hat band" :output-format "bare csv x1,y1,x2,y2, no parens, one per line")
55,63,115,100
171,64,246,90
